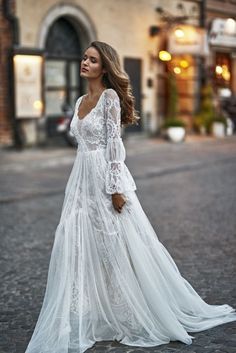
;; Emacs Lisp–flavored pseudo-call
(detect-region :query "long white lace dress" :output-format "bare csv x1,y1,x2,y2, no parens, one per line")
25,88,236,353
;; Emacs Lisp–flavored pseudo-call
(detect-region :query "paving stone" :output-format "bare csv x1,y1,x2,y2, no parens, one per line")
1,136,236,353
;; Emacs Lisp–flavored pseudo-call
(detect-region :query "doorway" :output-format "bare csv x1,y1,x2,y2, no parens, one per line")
44,17,83,137
124,58,143,133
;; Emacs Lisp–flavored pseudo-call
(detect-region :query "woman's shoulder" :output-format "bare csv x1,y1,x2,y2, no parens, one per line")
74,89,119,107
76,94,84,104
75,89,118,102
104,88,120,100
74,93,87,109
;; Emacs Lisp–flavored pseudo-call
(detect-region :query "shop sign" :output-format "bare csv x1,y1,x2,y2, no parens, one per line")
168,25,209,56
209,18,236,47
14,54,43,119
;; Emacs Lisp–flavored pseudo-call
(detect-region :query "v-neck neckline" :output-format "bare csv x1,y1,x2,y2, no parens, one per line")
77,89,107,121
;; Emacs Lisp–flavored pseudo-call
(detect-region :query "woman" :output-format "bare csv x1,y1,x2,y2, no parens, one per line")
25,41,236,353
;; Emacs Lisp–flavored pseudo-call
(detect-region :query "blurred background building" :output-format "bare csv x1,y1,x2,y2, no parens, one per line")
0,0,236,148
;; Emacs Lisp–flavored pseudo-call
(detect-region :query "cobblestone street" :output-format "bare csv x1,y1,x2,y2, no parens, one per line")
1,135,236,353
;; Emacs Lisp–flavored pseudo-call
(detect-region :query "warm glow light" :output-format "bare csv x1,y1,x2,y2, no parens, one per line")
173,67,181,74
159,50,172,61
215,64,231,81
222,71,231,81
222,65,231,81
33,100,43,111
14,54,42,64
13,54,43,118
215,65,223,75
174,28,185,38
225,18,236,34
180,60,189,68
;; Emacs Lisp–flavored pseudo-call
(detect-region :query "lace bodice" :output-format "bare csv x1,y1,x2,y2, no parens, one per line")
70,88,136,195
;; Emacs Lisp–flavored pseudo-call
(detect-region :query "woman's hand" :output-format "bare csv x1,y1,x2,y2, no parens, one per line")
112,193,127,213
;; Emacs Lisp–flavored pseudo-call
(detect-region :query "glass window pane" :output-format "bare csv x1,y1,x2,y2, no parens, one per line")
45,60,66,87
45,90,66,115
70,61,79,87
70,90,79,107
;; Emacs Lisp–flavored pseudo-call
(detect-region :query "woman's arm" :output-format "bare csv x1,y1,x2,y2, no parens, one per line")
104,88,136,212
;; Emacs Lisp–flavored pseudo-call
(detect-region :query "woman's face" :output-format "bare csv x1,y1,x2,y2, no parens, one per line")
80,47,105,80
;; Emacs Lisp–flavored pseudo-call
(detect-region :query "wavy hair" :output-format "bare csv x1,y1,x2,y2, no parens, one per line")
88,41,140,126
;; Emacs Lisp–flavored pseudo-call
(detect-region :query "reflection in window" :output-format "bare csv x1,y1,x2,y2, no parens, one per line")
45,61,66,87
45,90,66,115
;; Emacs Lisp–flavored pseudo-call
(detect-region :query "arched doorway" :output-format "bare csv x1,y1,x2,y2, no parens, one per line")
38,3,97,139
44,17,83,137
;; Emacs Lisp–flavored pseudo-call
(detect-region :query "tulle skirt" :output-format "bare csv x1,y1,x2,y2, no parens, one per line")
25,148,236,353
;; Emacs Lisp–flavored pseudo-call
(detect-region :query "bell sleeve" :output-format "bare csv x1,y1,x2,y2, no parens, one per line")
104,88,137,195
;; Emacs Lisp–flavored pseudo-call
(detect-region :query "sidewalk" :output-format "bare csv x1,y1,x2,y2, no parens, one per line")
1,133,234,163
0,134,235,205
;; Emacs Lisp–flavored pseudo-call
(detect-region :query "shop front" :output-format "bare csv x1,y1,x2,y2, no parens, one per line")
157,23,208,130
209,18,236,97
208,17,236,129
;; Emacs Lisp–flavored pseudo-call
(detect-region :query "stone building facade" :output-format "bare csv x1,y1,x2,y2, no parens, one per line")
0,0,16,146
0,0,236,147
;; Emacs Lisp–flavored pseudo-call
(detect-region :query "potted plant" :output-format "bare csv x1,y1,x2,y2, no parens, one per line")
211,114,227,138
193,84,215,135
162,118,186,142
163,72,186,142
193,83,226,138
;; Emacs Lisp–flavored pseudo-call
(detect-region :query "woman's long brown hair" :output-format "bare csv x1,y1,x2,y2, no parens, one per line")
88,41,140,126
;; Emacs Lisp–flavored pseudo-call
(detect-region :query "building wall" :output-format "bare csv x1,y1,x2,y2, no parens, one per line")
206,0,236,96
15,0,167,136
1,0,204,147
3,0,236,147
206,0,236,18
0,0,15,146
